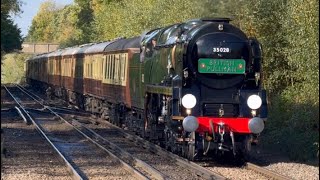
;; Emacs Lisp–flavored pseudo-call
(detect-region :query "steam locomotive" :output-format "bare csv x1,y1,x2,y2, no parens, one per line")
26,18,267,161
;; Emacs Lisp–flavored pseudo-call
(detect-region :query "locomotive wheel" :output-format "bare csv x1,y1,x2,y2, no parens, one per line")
240,135,252,162
144,93,160,140
164,132,170,150
187,132,196,161
188,143,196,161
143,94,150,139
142,105,152,139
233,135,252,163
110,104,118,125
164,130,173,151
143,117,149,139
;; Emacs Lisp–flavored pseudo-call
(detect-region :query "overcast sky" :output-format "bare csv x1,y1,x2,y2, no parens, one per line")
13,0,73,37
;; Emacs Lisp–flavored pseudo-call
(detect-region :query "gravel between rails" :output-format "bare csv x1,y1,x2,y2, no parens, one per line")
249,147,319,180
201,147,319,180
206,165,270,180
265,162,319,180
72,116,205,180
3,86,139,180
1,111,72,180
29,110,138,180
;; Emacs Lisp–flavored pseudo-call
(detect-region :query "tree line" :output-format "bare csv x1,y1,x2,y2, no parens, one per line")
8,0,320,160
1,0,23,55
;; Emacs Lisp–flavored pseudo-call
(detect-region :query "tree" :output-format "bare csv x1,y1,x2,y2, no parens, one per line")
1,0,22,15
73,0,94,44
26,0,94,46
1,13,23,52
55,5,83,48
92,0,214,41
25,0,59,43
1,0,23,54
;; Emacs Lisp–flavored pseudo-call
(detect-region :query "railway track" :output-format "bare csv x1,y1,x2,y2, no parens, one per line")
200,160,292,180
4,85,148,180
6,84,293,180
245,162,291,180
14,85,225,180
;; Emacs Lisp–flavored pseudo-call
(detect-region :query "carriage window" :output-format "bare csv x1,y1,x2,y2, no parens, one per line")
85,59,87,78
92,58,95,78
61,60,63,76
108,55,111,79
51,60,54,75
73,58,76,77
107,55,111,79
54,59,56,75
104,56,107,79
101,57,104,79
65,59,68,76
114,54,119,81
65,59,67,76
70,59,72,77
92,59,96,78
90,62,93,78
111,55,115,80
51,59,54,75
87,61,89,78
86,63,89,78
120,54,124,81
56,58,60,75
121,53,127,82
66,59,68,76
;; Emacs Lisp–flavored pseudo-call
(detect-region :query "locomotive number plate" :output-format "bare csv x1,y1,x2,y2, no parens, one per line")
198,58,245,74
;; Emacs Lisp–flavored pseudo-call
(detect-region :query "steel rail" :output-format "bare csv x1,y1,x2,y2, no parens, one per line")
4,85,84,180
14,106,29,124
72,119,169,180
246,162,291,180
14,84,149,180
71,120,169,180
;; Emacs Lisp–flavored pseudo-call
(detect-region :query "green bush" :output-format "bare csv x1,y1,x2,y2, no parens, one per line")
1,53,32,84
265,90,319,161
237,0,319,161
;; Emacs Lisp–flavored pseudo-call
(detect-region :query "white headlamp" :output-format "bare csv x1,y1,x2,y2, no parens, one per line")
247,94,262,110
182,94,197,109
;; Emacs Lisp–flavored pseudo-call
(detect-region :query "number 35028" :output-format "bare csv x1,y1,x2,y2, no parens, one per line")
213,47,230,53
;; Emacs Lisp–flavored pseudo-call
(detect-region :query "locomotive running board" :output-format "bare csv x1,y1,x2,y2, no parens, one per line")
146,85,172,96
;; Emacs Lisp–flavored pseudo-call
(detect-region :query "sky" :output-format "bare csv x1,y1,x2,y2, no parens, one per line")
13,0,74,38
